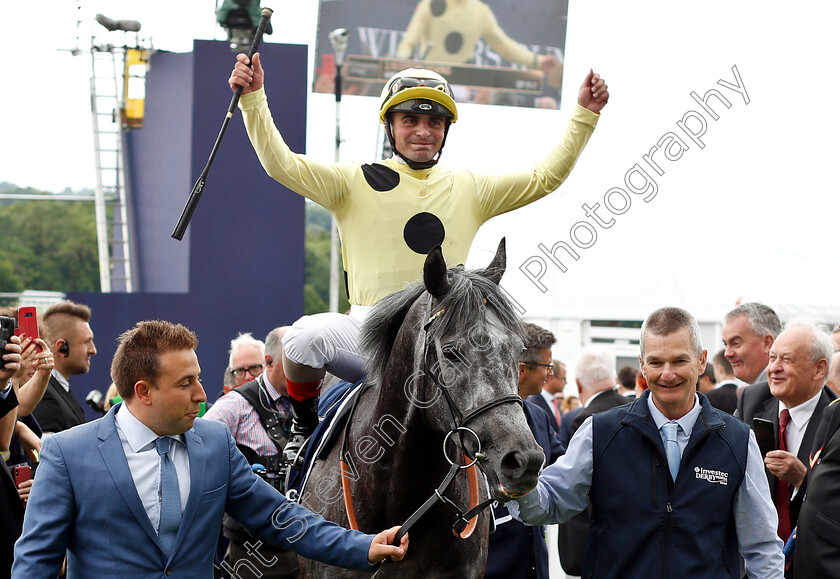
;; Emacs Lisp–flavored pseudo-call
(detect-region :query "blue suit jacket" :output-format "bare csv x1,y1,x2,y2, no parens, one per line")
485,401,565,579
13,404,375,578
525,393,560,433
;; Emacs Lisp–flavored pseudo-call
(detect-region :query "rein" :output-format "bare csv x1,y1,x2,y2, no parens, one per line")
393,294,521,545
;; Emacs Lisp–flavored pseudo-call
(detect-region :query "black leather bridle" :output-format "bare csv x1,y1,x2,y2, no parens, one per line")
389,294,523,546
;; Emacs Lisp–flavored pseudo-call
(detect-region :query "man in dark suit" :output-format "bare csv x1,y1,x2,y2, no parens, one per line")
486,322,564,579
556,405,582,449
706,349,739,414
724,302,780,399
795,398,840,577
13,320,408,577
31,301,96,434
558,346,630,576
570,347,629,432
617,366,638,399
526,359,565,432
736,320,836,559
826,350,840,397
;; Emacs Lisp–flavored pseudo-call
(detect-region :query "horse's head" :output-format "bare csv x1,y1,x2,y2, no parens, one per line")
361,239,544,502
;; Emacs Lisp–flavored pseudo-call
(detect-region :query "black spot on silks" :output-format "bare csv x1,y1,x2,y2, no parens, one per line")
445,32,463,54
431,0,447,17
404,212,446,255
362,164,400,192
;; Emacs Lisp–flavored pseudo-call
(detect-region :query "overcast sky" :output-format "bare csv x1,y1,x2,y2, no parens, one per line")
3,0,839,323
0,1,319,192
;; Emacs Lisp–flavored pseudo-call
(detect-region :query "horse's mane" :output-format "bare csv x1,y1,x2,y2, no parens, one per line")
359,266,526,387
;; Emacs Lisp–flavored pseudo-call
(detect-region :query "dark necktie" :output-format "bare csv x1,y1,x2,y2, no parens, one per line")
775,409,792,540
155,437,182,555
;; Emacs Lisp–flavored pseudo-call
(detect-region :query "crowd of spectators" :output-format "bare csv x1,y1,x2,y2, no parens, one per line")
4,298,840,578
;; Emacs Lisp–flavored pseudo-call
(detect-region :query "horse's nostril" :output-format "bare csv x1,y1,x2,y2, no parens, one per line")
500,451,525,477
499,449,544,493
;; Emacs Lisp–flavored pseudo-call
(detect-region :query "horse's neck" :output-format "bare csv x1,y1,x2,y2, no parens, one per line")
368,369,425,441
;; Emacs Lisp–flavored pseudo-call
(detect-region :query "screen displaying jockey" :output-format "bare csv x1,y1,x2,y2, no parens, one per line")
229,54,609,462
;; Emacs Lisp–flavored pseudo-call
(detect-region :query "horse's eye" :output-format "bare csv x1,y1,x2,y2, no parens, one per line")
442,348,460,362
440,343,463,363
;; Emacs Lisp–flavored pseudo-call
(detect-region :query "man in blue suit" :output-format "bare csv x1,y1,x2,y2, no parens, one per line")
486,323,564,579
13,320,407,578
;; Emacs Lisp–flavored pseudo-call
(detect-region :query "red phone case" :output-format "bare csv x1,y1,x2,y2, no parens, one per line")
15,306,41,352
13,464,31,487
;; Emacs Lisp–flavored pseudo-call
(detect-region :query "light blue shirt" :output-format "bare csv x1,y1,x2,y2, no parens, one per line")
509,394,784,578
115,404,190,532
648,393,699,454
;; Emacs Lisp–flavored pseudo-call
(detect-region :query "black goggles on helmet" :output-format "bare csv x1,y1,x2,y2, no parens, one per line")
387,76,453,98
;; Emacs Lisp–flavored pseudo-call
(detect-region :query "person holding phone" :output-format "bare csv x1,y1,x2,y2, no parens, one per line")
12,335,54,416
1,333,23,574
741,321,837,556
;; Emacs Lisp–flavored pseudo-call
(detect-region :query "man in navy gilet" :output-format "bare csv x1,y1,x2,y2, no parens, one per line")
509,307,784,578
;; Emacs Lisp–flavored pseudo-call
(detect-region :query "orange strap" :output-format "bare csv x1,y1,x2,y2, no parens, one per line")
341,454,481,538
455,460,481,539
340,459,360,530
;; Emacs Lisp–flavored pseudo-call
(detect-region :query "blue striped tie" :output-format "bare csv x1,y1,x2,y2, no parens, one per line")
155,437,181,555
662,422,681,482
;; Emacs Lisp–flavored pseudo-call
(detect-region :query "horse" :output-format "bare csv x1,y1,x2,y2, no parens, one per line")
296,239,545,578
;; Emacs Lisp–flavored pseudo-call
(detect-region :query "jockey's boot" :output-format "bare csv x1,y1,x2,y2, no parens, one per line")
284,396,320,469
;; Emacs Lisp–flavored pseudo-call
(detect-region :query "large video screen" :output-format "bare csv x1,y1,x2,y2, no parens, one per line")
314,0,569,109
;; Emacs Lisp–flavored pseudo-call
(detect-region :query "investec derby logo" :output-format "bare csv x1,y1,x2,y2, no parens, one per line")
694,466,729,485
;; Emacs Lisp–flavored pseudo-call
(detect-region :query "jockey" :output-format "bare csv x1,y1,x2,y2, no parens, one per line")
229,54,609,464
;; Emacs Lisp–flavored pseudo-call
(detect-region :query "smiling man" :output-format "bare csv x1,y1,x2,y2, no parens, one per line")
13,320,407,578
723,302,781,387
509,307,783,578
744,321,836,553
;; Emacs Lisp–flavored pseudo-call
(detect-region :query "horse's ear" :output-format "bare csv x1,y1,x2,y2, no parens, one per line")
424,245,450,298
482,237,507,285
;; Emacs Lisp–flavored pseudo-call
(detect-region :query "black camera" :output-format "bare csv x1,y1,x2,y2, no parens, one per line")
86,389,107,415
252,456,289,492
0,316,16,370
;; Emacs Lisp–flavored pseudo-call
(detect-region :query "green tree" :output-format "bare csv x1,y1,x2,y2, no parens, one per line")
0,255,23,293
304,201,349,315
0,194,99,292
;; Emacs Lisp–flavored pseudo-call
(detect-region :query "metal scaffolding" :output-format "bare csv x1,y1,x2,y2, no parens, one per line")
87,21,151,293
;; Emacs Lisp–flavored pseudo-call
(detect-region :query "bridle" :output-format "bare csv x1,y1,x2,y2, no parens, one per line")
382,293,523,545
339,293,521,544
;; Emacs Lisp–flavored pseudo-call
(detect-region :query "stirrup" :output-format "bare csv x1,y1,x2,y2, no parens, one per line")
283,433,310,469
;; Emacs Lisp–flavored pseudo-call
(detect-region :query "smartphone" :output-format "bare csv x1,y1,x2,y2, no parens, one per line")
753,417,776,458
12,464,31,487
15,306,41,353
0,316,14,369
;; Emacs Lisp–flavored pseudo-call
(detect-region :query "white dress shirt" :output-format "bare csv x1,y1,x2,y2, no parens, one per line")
779,389,822,460
51,368,71,393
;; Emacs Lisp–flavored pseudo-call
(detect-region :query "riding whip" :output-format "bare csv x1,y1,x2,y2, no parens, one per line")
171,7,274,240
